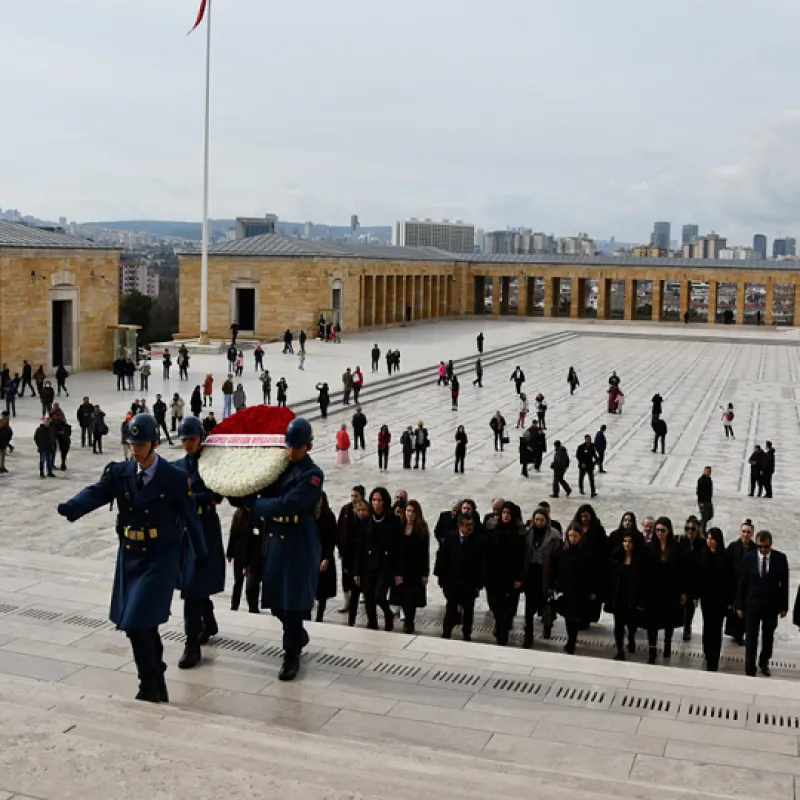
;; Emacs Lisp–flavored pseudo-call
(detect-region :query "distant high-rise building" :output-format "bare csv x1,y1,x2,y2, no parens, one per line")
235,215,277,239
304,221,313,238
394,218,475,254
753,234,767,260
682,224,699,246
787,237,797,257
650,221,671,250
706,232,727,259
483,231,515,255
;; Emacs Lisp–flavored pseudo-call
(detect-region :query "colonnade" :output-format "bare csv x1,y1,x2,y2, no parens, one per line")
358,273,456,327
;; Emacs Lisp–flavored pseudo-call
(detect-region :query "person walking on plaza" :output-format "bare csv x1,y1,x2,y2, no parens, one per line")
342,368,353,405
490,410,507,451
260,370,271,405
698,527,733,671
371,344,380,373
19,360,36,397
576,434,598,498
450,374,460,410
651,392,664,420
34,416,56,478
226,344,237,373
335,424,351,466
594,425,607,472
190,386,203,418
139,360,151,392
152,394,173,445
510,366,525,395
352,366,364,403
696,465,713,533
253,343,264,372
454,425,468,473
762,441,775,498
297,348,305,370
473,358,483,388
33,364,46,397
221,375,234,419
162,349,172,380
233,383,246,413
477,332,484,354
377,424,391,471
40,380,55,417
125,358,136,390
202,374,213,406
174,417,226,669
436,512,486,642
58,413,208,702
652,416,667,454
55,363,69,397
738,530,789,677
437,361,448,386
170,392,185,432
315,382,330,418
299,329,307,354
352,406,367,450
276,377,288,407
400,425,413,469
413,420,430,469
234,351,244,378
282,329,294,354
229,321,239,345
550,439,571,498
54,417,71,471
516,392,529,428
91,405,108,454
535,393,547,430
4,374,18,417
567,366,579,395
0,412,12,474
748,444,765,496
721,403,735,438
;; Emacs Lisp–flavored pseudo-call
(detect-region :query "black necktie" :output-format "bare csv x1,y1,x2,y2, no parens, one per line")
137,471,145,492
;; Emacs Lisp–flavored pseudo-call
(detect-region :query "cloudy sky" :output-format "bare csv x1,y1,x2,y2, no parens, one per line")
3,0,799,243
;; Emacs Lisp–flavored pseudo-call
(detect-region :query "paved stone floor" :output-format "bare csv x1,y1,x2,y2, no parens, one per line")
3,318,800,797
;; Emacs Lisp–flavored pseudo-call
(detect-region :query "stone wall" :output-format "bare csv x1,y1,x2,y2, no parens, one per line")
0,248,120,372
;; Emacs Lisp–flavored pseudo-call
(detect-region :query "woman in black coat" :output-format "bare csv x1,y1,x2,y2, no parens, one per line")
353,486,401,631
607,511,645,554
485,502,527,646
554,522,600,654
454,426,468,473
315,382,330,418
697,527,733,671
605,534,644,660
314,492,338,621
190,386,203,417
642,516,686,664
574,504,608,624
389,499,430,633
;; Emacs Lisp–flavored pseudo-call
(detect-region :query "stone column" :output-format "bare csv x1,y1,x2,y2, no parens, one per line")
431,276,438,318
624,279,637,320
570,278,585,318
765,281,774,325
707,280,718,324
544,277,560,317
652,280,663,321
597,277,610,320
400,274,408,322
517,273,528,316
679,279,691,320
492,275,501,315
736,282,746,324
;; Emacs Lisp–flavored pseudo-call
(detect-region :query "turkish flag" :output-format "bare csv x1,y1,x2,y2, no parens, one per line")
188,0,207,34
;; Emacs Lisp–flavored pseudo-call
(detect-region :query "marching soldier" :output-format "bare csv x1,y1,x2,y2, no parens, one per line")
237,417,323,681
174,416,226,669
57,413,207,703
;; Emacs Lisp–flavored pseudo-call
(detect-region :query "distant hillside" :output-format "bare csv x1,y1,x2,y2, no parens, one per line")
85,219,393,242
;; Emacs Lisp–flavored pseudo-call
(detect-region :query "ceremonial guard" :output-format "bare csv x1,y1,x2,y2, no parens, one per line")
245,418,323,681
57,414,207,702
174,416,226,668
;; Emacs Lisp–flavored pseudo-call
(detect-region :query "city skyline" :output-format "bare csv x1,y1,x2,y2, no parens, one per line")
3,0,800,242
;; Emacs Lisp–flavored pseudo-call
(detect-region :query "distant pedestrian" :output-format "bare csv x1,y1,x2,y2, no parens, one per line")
139,361,151,392
342,368,353,405
567,366,579,395
19,361,36,397
477,332,484,354
748,445,765,497
276,377,288,407
352,366,363,403
510,366,525,395
377,425,391,471
221,375,234,418
77,396,94,447
352,407,367,450
535,393,547,429
594,424,607,471
170,392,185,431
550,440,572,498
229,321,239,345
260,370,271,404
400,425,413,469
450,374,460,410
162,349,172,380
152,394,172,444
762,441,775,499
91,405,107,454
297,350,305,370
254,343,264,371
40,380,55,417
235,351,244,377
652,417,667,454
0,411,12,473
299,329,307,353
190,386,203,417
473,358,483,387
414,421,430,469
454,425,467,473
371,344,380,373
516,393,529,428
651,393,664,420
282,329,294,354
5,375,18,417
490,411,507,451
227,344,237,372
233,383,246,413
721,403,735,438
437,361,448,386
178,353,190,381
696,465,714,533
386,350,393,376
316,382,330,418
33,365,46,396
576,434,598,498
335,424,351,466
55,364,69,397
34,416,56,478
203,374,213,406
125,358,136,389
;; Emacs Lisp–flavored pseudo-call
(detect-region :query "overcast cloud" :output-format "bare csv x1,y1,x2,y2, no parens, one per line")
2,0,799,242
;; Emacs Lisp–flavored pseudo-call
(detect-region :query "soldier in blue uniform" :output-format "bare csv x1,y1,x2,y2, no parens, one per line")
57,413,207,703
174,416,226,669
237,417,323,681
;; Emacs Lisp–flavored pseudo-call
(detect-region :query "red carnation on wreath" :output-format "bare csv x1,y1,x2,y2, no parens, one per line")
198,406,296,497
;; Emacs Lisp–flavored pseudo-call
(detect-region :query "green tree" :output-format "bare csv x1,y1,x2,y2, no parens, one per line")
119,291,153,332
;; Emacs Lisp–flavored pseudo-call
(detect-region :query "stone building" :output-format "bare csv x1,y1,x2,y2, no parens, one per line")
177,234,800,340
0,221,120,371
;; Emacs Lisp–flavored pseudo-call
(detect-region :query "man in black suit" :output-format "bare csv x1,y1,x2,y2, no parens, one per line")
434,514,486,642
737,530,789,677
761,441,775,499
434,501,460,543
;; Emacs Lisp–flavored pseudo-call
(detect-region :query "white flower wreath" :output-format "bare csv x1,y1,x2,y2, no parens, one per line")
199,446,290,497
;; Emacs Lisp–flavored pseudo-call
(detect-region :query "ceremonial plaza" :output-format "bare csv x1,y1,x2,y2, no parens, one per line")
3,298,800,797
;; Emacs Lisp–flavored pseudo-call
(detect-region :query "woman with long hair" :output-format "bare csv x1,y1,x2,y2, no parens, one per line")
314,492,338,622
522,506,562,647
454,425,468,473
642,516,686,664
698,527,733,671
573,503,608,626
606,532,644,660
390,499,430,634
377,425,391,471
353,487,400,630
608,511,644,554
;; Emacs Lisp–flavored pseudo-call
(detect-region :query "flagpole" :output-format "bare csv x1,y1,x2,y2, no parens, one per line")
198,0,212,345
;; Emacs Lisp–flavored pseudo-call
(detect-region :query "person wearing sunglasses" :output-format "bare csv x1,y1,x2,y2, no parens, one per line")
679,516,706,641
736,530,789,677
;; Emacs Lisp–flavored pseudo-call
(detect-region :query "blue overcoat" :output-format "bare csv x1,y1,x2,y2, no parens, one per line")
254,454,323,612
58,457,208,630
173,452,226,599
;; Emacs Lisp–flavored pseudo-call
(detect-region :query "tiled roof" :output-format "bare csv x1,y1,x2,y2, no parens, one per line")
0,220,112,249
206,234,457,261
466,253,789,269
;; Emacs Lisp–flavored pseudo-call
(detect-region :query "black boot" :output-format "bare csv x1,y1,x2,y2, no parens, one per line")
682,626,691,642
648,647,657,665
542,625,552,640
279,650,300,681
198,612,219,645
157,675,170,703
663,637,672,659
614,648,625,661
628,634,637,654
178,641,201,669
135,678,160,703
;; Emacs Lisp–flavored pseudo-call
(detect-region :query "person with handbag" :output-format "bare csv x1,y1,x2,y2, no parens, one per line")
522,506,562,648
490,410,507,452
